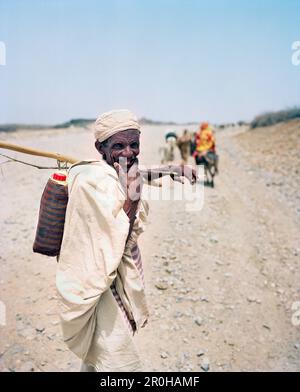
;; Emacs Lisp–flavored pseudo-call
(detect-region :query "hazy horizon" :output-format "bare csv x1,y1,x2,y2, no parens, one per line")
0,0,299,125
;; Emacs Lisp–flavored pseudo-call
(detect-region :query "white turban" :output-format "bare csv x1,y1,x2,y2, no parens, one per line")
94,109,141,143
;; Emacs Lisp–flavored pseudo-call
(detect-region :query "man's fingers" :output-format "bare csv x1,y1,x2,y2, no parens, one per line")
172,175,185,184
114,162,128,190
191,169,197,184
180,166,197,185
187,167,197,184
115,161,143,201
113,162,121,174
128,161,140,178
114,162,127,177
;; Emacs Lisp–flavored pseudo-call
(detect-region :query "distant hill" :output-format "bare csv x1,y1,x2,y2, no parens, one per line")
2,108,300,133
0,117,198,133
139,117,178,125
54,118,95,129
250,107,300,129
0,124,51,133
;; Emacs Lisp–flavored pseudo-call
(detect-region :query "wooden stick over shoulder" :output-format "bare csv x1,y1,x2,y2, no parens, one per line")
0,140,178,185
0,141,78,164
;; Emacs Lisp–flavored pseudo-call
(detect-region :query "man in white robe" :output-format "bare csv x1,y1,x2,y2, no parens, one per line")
56,110,196,372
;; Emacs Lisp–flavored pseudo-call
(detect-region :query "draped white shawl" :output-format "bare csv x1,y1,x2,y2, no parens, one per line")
56,160,149,361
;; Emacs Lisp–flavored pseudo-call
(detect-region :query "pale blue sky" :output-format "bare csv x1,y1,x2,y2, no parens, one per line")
0,0,299,124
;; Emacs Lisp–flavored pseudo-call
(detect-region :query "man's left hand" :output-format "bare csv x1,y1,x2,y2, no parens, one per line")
169,164,197,185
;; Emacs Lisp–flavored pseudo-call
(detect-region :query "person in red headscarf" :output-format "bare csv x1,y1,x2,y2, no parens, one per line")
193,122,218,183
195,122,215,155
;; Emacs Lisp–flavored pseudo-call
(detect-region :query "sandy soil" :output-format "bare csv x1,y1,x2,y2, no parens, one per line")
0,122,299,372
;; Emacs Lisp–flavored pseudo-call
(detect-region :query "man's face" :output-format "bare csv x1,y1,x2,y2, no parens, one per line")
96,129,140,170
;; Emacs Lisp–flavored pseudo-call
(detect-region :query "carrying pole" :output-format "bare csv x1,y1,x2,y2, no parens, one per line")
0,141,79,164
0,140,180,185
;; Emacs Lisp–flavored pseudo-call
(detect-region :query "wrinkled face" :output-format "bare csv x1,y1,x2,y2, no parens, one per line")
95,129,140,170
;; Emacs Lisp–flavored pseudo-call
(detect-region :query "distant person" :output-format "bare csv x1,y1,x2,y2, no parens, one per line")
193,122,219,186
190,132,197,156
194,122,216,163
177,129,191,164
159,131,177,164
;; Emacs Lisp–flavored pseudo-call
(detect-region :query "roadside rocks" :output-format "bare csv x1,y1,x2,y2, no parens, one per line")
160,352,168,359
200,357,210,372
155,281,169,291
18,361,36,372
194,317,203,327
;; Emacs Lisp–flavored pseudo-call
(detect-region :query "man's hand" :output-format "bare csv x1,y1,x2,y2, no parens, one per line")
169,164,197,185
143,164,198,185
113,161,143,223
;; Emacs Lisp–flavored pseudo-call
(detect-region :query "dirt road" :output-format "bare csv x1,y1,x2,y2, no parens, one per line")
0,124,299,371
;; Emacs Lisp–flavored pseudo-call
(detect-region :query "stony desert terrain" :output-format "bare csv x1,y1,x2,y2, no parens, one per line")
0,121,299,372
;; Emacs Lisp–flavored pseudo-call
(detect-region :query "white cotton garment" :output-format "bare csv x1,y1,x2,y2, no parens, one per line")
55,160,149,371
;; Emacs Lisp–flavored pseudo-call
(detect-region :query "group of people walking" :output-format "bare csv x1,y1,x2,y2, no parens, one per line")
162,122,218,168
160,122,219,186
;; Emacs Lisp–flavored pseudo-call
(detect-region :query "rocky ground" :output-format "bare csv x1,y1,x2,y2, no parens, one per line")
235,119,300,222
0,122,299,372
